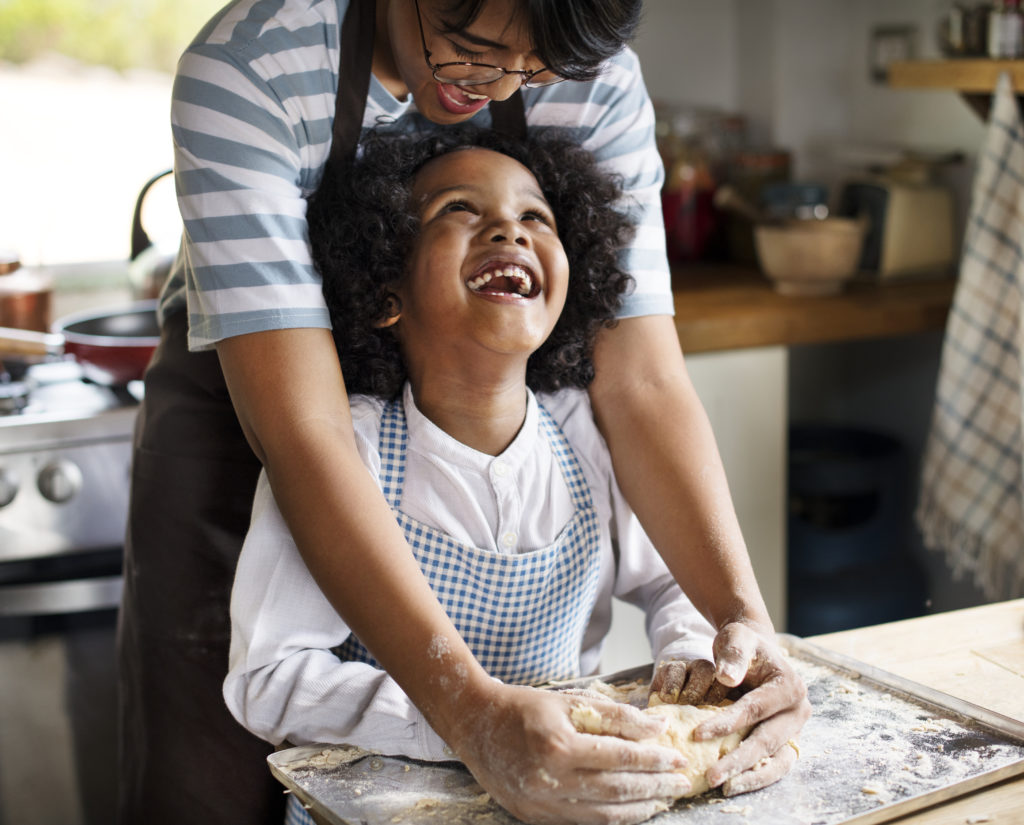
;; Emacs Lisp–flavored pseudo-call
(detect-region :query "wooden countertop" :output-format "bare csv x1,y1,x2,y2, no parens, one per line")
810,599,1024,824
671,265,956,354
888,59,1024,93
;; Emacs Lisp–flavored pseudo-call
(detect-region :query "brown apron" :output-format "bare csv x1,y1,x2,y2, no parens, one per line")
116,1,526,822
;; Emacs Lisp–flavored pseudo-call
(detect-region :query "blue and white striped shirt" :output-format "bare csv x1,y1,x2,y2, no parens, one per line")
163,0,672,351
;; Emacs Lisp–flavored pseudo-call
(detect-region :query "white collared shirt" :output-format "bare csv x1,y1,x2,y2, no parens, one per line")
225,385,714,760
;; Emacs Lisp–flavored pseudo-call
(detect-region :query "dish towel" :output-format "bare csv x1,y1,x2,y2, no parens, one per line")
917,72,1024,600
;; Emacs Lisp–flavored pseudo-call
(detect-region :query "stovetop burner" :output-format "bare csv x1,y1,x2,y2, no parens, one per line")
0,360,141,423
0,381,29,415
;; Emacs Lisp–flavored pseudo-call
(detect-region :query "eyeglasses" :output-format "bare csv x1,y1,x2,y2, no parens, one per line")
413,0,565,89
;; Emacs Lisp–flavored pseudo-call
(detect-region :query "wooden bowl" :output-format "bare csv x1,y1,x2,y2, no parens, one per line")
754,218,867,296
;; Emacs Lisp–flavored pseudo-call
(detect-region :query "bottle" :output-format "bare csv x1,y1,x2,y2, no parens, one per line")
0,252,53,332
989,0,1006,57
1005,0,1024,57
989,0,1024,57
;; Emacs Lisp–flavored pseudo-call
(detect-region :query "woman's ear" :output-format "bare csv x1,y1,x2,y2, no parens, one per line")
374,292,402,328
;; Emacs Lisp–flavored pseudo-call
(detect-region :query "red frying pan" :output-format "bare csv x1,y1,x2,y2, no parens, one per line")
0,301,160,385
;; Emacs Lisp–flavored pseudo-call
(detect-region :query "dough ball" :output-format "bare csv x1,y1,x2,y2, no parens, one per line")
641,702,747,797
568,698,749,799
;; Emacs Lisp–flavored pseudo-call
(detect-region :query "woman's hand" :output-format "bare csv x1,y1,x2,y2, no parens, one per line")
654,624,810,797
446,682,692,825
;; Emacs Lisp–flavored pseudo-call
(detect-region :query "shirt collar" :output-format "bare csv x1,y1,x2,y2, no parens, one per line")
402,382,540,474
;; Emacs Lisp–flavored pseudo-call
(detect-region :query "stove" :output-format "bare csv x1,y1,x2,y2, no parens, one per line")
0,360,139,824
0,360,138,567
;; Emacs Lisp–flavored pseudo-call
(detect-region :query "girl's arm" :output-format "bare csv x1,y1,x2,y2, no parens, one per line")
588,314,811,795
217,326,691,824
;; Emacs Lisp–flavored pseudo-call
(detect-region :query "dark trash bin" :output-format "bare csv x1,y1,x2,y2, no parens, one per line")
787,425,927,636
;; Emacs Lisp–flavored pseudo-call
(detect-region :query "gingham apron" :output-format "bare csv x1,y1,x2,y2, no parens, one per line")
334,396,603,685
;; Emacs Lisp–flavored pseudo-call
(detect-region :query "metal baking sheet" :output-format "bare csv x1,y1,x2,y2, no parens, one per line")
268,634,1024,825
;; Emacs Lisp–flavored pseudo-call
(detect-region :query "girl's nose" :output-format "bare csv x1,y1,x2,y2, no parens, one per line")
489,224,528,246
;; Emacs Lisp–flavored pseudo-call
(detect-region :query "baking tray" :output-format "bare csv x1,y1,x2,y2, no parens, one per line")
268,634,1024,825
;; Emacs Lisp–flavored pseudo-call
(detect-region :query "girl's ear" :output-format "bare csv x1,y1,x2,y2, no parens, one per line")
374,292,402,328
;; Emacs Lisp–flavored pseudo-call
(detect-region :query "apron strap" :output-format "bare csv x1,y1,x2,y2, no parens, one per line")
378,397,407,508
331,0,528,165
490,91,527,139
330,0,376,166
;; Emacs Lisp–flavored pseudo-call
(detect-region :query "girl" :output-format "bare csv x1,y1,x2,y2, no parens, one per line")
227,127,719,825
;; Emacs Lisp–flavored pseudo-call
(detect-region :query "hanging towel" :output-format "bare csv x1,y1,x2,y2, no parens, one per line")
916,72,1024,601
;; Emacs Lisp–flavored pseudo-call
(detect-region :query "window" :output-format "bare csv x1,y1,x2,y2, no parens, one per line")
0,0,213,267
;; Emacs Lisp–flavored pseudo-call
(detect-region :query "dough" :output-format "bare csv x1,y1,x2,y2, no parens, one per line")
641,701,746,797
570,698,748,798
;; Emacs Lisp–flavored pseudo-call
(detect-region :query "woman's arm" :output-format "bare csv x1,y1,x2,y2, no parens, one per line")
589,314,811,795
216,326,691,824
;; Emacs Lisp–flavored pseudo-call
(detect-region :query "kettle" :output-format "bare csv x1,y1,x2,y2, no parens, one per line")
129,169,178,300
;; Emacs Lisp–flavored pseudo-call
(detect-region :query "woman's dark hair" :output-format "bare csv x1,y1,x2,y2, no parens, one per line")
434,0,642,81
308,125,635,398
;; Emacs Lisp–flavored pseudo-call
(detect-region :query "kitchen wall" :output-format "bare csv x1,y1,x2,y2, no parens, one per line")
632,0,992,614
635,1,984,176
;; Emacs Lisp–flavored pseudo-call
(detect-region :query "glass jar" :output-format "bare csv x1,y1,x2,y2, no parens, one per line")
655,105,747,264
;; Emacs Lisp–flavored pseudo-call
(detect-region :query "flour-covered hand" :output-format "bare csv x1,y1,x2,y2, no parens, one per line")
447,682,693,825
691,622,810,795
650,658,729,706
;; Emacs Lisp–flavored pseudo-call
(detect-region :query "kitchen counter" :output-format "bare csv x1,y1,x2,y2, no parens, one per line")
272,601,1024,825
671,264,956,354
810,598,1024,824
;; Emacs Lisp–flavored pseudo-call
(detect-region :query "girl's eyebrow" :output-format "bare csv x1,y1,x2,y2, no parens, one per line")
418,182,549,209
421,183,472,202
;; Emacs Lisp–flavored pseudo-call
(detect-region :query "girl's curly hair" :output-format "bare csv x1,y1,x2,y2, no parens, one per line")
308,125,635,399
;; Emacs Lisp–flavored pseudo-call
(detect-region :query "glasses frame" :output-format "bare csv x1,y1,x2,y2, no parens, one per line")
412,0,564,89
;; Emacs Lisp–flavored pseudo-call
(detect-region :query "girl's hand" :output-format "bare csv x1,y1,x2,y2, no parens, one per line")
447,682,692,825
650,658,728,706
688,622,810,796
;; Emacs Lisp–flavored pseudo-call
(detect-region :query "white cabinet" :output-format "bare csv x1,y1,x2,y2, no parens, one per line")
686,346,789,629
601,346,788,673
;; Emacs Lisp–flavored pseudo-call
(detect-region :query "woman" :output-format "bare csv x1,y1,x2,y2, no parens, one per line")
118,2,809,824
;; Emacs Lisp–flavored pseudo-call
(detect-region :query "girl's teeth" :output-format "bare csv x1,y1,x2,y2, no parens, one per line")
465,91,488,100
467,266,533,295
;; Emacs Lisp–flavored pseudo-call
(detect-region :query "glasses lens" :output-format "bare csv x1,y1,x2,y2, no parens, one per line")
523,70,564,88
433,63,505,86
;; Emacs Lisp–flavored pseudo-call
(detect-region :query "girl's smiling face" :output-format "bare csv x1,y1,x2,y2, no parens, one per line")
392,147,569,377
382,0,547,123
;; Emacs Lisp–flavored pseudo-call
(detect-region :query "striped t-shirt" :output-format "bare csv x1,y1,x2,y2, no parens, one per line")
163,0,672,351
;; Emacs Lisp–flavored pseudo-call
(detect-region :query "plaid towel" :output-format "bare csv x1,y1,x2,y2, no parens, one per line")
916,73,1024,600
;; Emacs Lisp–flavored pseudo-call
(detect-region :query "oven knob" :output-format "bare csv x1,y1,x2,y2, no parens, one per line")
0,466,18,508
37,459,84,503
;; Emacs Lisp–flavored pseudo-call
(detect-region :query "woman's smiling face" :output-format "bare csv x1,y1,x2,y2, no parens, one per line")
385,0,547,123
392,147,569,374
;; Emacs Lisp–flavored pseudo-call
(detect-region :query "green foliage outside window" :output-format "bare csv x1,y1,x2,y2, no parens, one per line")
0,0,214,72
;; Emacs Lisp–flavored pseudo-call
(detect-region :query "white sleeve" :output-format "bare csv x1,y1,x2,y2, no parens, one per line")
223,400,452,761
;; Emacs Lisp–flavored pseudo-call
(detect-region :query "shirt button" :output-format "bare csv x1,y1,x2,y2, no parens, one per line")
492,459,509,477
501,532,517,549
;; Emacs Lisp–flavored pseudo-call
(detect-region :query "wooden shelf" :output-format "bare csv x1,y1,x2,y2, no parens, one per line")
888,58,1024,91
671,264,955,354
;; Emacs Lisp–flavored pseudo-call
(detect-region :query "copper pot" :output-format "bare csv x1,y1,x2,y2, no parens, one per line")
0,254,52,333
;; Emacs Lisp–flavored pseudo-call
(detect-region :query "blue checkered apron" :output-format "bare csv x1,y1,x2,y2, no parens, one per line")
333,396,603,686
